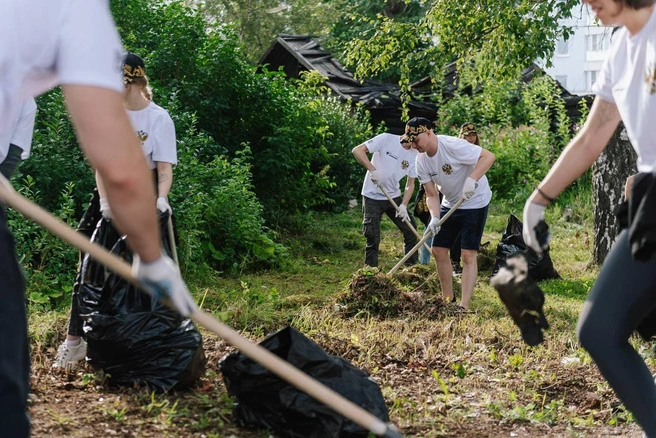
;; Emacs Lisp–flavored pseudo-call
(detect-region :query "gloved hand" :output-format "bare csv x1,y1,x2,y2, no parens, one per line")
523,200,550,254
132,253,197,316
369,169,382,185
157,196,172,214
462,177,477,200
396,204,410,222
99,197,112,220
490,253,550,346
427,216,441,236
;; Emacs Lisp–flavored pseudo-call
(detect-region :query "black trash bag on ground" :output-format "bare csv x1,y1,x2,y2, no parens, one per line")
77,211,206,391
492,214,560,281
220,326,389,438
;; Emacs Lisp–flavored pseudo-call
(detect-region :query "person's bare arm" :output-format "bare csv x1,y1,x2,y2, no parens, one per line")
625,174,637,200
63,84,160,262
530,97,621,204
156,161,173,198
351,144,375,171
424,181,441,218
469,148,495,181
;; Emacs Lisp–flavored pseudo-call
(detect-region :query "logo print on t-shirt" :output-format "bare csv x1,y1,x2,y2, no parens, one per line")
136,130,148,144
442,164,453,175
645,63,656,95
401,160,409,170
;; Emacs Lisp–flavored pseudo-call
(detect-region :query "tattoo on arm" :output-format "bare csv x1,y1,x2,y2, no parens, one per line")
588,99,620,132
158,172,169,183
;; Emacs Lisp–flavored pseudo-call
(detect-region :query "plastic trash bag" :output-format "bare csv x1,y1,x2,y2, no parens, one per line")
220,326,389,438
492,214,560,281
77,211,206,391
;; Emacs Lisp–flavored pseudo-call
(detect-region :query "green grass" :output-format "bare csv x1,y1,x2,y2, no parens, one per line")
28,198,651,437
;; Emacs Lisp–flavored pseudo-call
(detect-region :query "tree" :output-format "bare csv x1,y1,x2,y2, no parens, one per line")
343,0,580,98
592,124,637,265
188,0,339,63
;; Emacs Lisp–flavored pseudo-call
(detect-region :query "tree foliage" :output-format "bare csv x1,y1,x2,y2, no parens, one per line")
188,0,340,63
344,0,580,92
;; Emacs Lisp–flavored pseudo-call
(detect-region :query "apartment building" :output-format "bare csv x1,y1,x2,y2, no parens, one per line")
539,3,614,96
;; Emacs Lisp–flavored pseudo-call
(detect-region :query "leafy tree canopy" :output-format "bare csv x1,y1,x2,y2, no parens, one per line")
343,0,580,92
186,0,340,63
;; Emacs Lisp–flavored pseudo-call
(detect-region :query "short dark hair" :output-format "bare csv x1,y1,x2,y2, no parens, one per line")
616,0,655,8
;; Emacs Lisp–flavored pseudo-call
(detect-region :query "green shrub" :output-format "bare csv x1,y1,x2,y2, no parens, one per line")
7,177,78,308
170,106,287,275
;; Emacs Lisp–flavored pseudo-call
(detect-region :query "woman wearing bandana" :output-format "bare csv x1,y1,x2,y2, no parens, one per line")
53,52,179,370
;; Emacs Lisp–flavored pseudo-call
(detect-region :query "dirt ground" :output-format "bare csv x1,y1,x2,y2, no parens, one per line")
29,328,644,438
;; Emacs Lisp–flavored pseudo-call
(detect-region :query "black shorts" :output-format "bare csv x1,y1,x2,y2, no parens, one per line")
433,204,489,251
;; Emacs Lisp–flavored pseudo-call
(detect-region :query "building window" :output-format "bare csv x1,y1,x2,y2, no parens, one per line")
556,38,569,55
587,34,608,52
555,75,568,89
587,70,599,89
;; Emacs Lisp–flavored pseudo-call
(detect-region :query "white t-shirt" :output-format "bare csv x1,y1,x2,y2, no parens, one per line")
415,135,492,209
0,0,124,161
127,102,177,169
360,133,418,200
9,99,37,160
592,8,656,172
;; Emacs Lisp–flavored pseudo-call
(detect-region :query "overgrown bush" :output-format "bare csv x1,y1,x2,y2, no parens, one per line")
171,104,287,275
111,0,372,223
7,177,79,308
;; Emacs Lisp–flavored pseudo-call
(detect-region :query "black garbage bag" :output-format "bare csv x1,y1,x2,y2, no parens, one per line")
220,326,389,438
77,212,206,391
492,214,560,281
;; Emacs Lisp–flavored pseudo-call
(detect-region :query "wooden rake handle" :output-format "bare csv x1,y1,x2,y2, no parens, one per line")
0,174,403,438
388,197,465,275
377,185,431,253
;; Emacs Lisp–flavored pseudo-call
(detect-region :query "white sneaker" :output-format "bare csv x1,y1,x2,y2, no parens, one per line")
52,339,87,371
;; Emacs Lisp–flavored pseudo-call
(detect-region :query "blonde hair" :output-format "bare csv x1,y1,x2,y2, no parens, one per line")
130,76,153,101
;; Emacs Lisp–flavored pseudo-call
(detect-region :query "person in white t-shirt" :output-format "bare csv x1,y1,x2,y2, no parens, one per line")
522,1,656,435
54,52,180,370
352,133,419,267
0,99,36,179
96,52,178,218
404,117,495,310
0,2,196,434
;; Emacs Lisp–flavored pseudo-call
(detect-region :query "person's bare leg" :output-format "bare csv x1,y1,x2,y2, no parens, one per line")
433,247,454,301
460,249,478,310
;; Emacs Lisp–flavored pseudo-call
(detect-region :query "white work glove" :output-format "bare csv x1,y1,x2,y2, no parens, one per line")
523,201,549,254
427,216,441,236
157,197,172,214
396,204,410,222
132,253,197,316
462,177,478,200
99,197,112,220
369,169,382,185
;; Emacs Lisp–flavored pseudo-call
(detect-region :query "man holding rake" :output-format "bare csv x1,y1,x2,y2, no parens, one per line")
352,133,419,268
0,1,196,435
404,117,495,310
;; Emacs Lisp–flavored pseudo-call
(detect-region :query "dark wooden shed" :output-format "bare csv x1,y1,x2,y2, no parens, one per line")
259,35,592,134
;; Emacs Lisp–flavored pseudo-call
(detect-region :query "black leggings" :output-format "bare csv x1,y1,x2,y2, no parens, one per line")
577,230,656,437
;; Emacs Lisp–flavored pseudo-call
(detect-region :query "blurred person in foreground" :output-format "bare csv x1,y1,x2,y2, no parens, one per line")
0,1,196,435
521,0,656,436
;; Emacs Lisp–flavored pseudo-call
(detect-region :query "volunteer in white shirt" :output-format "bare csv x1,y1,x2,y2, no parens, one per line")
0,2,196,435
522,1,656,436
352,133,419,267
54,52,181,370
404,117,495,311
